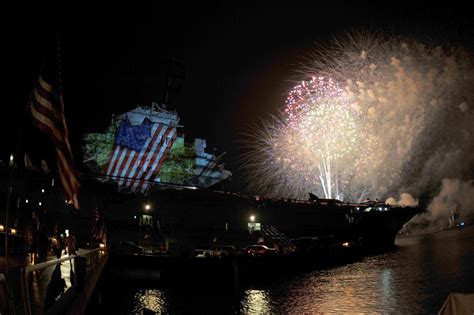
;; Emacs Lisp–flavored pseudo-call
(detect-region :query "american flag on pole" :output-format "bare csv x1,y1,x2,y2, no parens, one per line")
30,64,80,209
104,117,177,193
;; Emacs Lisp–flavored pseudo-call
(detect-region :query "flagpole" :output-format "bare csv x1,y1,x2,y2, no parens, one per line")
56,33,80,210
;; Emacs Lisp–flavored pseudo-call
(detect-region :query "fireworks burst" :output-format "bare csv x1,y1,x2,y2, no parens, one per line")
284,76,344,128
241,76,363,200
242,32,474,202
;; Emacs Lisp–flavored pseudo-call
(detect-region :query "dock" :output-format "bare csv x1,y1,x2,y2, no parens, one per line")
0,247,108,314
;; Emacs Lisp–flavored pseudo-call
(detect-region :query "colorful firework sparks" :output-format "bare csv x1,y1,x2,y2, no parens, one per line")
242,76,363,200
242,33,474,202
284,76,345,129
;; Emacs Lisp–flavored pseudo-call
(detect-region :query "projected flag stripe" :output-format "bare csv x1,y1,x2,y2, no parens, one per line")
139,130,177,192
127,125,175,192
124,124,164,185
118,151,138,186
104,122,176,193
134,127,177,192
120,123,164,187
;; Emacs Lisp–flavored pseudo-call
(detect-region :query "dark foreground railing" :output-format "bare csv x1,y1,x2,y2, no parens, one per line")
12,248,108,315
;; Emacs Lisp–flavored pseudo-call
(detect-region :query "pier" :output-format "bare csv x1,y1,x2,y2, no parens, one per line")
0,247,108,314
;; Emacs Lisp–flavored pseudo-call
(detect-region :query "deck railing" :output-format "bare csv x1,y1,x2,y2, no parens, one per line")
16,247,108,315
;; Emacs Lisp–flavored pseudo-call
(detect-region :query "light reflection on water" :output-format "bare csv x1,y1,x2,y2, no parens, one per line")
244,227,474,314
100,226,474,314
262,255,415,313
129,289,168,314
240,289,273,314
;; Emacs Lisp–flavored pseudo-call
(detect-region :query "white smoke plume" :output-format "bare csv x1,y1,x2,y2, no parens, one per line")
401,178,474,233
428,179,474,219
243,32,474,206
385,193,418,207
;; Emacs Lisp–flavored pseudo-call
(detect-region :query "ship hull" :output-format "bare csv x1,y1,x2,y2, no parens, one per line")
100,186,420,255
0,169,420,256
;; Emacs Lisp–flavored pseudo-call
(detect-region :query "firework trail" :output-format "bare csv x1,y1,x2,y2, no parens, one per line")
242,32,474,203
241,76,363,200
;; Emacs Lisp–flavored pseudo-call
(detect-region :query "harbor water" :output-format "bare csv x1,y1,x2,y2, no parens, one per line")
89,225,474,314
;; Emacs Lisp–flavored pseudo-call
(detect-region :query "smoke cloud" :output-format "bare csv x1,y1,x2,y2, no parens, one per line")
385,193,418,207
402,179,474,233
243,33,474,211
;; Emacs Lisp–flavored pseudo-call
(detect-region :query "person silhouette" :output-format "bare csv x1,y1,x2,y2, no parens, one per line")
44,265,66,310
66,233,77,256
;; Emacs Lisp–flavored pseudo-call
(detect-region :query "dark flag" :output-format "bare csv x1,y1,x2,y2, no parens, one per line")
29,62,80,209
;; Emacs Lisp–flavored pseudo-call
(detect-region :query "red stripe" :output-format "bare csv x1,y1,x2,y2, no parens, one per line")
115,149,131,179
141,132,176,193
31,77,80,209
31,98,65,132
136,126,174,191
110,148,127,177
116,151,135,186
56,147,79,185
56,150,74,200
127,124,164,189
31,104,70,154
104,145,118,175
107,147,123,177
37,77,60,100
136,126,173,191
152,131,177,181
121,151,139,187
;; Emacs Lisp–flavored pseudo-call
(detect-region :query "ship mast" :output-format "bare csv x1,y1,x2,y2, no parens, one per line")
162,58,185,109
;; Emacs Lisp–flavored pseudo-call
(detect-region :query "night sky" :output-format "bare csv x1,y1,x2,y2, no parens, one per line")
4,2,474,192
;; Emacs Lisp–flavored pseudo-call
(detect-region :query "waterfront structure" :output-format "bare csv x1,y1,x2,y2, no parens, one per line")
82,103,232,193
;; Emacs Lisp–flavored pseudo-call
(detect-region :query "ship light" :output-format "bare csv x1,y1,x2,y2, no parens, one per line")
41,189,45,193
10,228,16,235
99,243,106,249
0,225,4,232
342,242,350,247
25,199,29,204
250,215,255,222
145,204,151,211
38,202,42,206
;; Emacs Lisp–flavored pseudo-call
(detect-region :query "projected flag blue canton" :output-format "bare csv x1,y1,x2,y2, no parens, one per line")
115,118,151,151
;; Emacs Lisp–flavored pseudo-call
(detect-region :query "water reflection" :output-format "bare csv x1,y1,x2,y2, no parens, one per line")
96,226,474,314
381,268,393,306
263,252,425,313
129,288,168,313
240,289,273,314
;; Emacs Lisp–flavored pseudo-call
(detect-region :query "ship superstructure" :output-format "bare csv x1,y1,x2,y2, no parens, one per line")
83,103,231,193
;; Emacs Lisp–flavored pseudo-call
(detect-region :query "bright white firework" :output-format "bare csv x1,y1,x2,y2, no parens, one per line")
242,76,363,200
243,32,474,202
285,76,343,128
